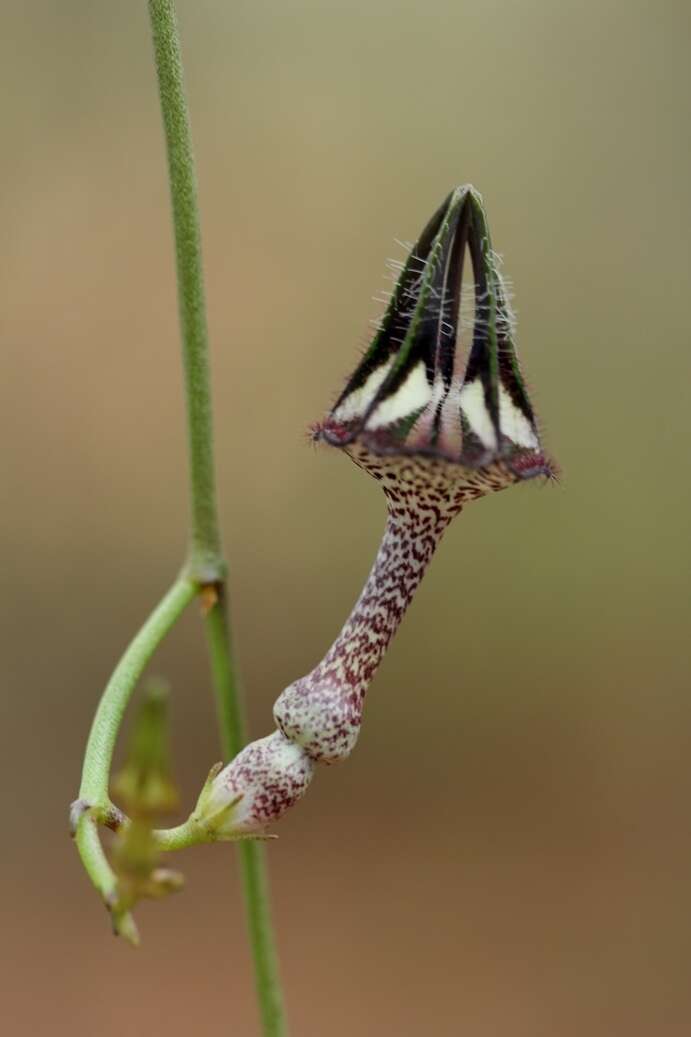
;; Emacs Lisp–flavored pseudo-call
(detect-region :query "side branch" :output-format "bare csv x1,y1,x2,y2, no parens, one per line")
77,576,197,807
72,575,197,944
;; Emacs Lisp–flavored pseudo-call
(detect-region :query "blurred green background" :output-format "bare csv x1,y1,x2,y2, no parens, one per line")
2,2,690,1034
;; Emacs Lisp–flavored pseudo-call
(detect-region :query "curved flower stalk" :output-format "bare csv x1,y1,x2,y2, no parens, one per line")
181,185,554,837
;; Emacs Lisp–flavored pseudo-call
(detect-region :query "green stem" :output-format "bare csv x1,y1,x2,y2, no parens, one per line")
237,841,286,1035
78,577,196,804
73,576,196,943
152,816,201,852
75,814,140,946
148,0,221,583
205,593,244,759
205,596,287,1036
148,3,288,1034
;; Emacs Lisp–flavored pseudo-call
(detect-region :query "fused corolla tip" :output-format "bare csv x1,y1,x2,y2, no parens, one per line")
193,731,315,839
316,185,553,498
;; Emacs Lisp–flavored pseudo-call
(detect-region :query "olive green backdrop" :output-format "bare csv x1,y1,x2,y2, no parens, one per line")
2,2,690,1034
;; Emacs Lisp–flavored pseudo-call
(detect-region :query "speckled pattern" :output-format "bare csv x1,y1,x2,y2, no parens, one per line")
273,439,529,764
206,182,557,828
208,731,315,834
202,436,545,834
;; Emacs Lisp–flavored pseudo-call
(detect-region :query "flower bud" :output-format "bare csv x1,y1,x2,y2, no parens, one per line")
112,678,180,818
193,731,315,838
111,818,184,912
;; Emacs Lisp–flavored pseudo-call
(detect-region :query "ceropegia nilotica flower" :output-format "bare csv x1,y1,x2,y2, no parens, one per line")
273,185,553,765
188,186,553,838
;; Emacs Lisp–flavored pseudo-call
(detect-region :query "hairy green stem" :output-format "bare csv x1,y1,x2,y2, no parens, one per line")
205,594,245,759
205,596,287,1035
148,0,221,583
148,3,288,1034
237,841,286,1035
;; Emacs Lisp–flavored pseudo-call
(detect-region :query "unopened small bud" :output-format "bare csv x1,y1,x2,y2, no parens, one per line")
111,818,184,911
193,731,315,839
144,867,185,899
112,678,180,817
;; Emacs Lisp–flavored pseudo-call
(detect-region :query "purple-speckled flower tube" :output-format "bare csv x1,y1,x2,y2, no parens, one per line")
193,731,315,837
196,186,553,836
274,186,553,766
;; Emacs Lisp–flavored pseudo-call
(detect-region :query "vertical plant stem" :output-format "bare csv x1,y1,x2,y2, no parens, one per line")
205,594,245,760
148,0,220,583
147,3,288,1034
206,598,286,1035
